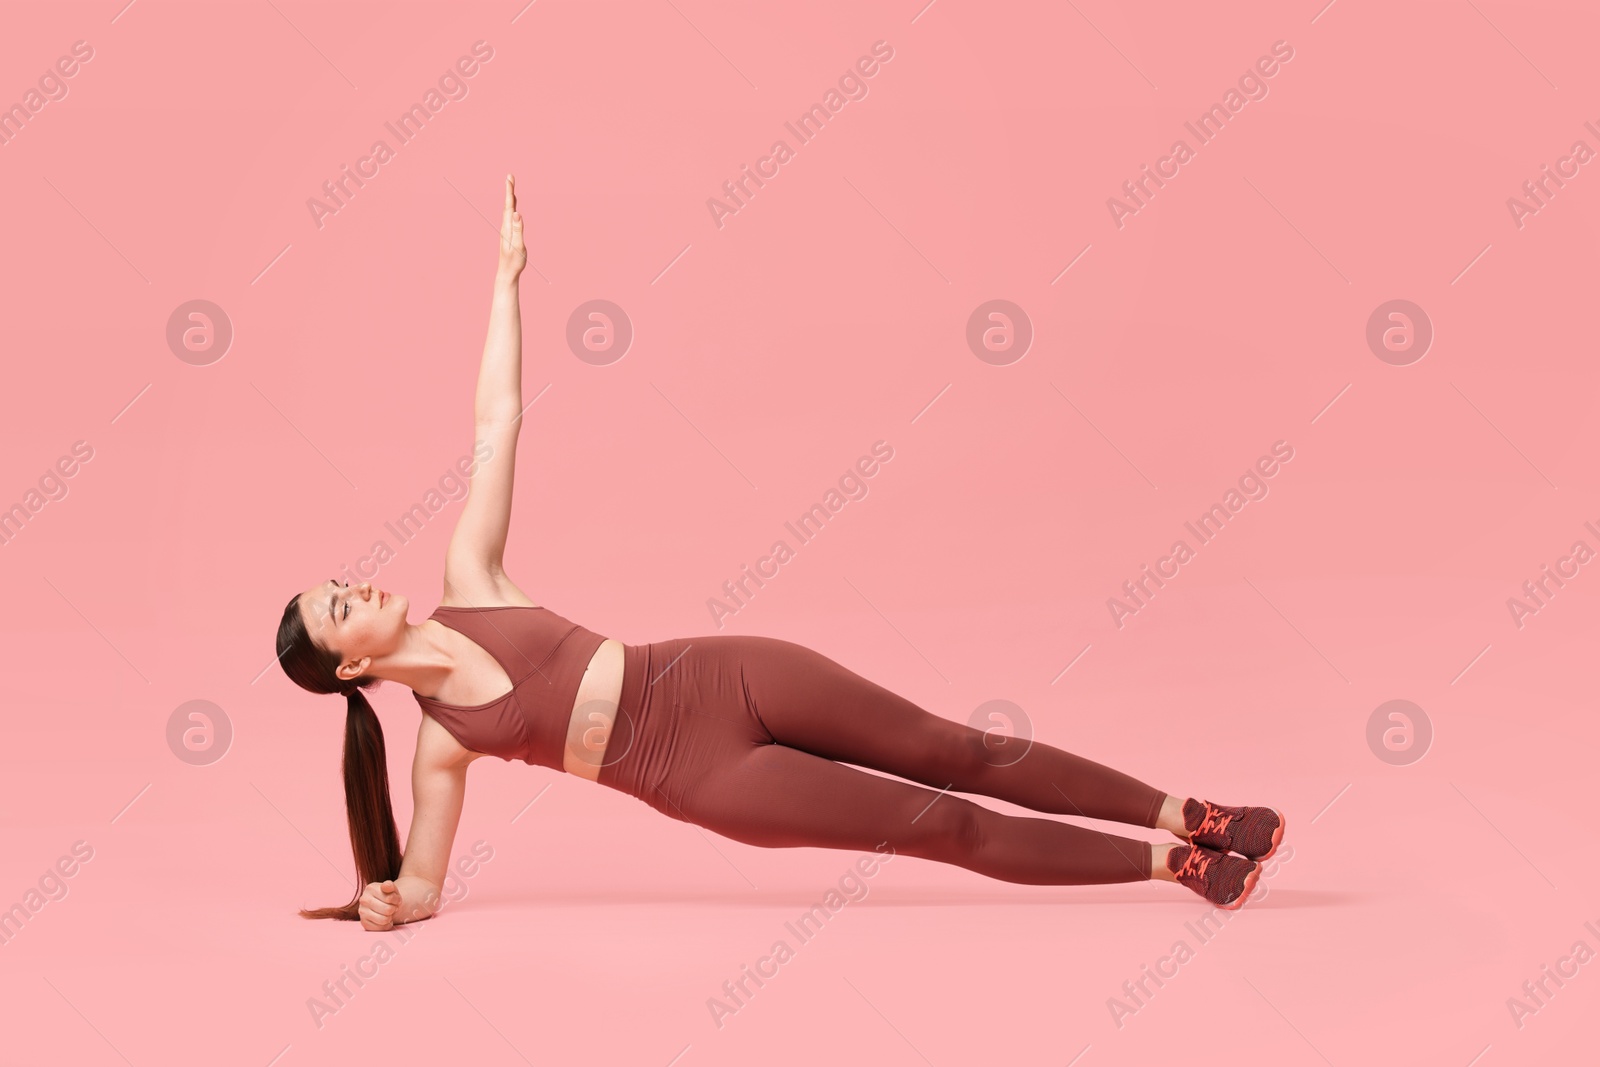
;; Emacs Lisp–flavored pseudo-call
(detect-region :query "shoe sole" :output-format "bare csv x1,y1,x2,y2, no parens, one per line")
1216,862,1261,910
1247,808,1286,862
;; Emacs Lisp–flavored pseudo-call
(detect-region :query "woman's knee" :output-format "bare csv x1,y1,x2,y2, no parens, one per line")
899,795,985,861
916,721,1009,785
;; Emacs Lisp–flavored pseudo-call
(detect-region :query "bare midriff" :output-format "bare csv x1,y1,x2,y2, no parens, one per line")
562,638,624,781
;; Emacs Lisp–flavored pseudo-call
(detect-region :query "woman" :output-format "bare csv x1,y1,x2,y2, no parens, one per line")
276,176,1284,930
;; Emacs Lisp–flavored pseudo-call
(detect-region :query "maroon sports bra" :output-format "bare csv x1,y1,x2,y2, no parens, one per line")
413,604,608,770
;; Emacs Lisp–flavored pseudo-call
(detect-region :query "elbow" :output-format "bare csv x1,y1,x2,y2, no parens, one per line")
397,880,444,925
474,409,523,432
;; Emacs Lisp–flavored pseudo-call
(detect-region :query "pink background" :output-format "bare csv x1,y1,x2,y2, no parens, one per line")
1,0,1595,1063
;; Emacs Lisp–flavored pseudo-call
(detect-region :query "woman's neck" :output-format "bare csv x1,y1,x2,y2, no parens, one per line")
365,619,459,698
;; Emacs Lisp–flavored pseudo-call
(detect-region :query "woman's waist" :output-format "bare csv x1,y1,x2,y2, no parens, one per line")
578,638,711,781
557,639,618,769
566,636,756,780
571,638,626,717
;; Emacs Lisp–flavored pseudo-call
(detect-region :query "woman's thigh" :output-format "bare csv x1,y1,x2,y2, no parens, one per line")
732,635,988,788
640,644,949,849
667,739,954,853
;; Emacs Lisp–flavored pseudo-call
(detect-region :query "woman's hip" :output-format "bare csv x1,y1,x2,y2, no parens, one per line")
596,634,784,804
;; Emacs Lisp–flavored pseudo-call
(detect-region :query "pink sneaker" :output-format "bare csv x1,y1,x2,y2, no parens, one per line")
1167,843,1259,909
1181,798,1284,860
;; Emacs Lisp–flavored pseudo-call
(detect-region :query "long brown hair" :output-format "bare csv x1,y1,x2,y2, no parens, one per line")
276,593,404,921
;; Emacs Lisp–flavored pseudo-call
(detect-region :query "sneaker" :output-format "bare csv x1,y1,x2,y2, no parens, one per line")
1167,843,1259,909
1181,798,1284,860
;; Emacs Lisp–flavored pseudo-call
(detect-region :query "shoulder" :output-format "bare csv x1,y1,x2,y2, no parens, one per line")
416,709,488,767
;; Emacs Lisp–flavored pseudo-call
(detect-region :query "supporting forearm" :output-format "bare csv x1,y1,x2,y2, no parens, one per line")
474,274,523,426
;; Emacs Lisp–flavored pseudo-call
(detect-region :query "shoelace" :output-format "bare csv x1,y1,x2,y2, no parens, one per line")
1173,846,1212,884
1194,801,1237,840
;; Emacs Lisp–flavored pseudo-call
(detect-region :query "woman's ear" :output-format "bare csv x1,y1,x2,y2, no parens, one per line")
337,656,370,681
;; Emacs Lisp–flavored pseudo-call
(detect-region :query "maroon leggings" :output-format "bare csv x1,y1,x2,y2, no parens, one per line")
596,635,1165,884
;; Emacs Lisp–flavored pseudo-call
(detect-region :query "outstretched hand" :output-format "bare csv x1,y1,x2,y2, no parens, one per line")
498,174,526,282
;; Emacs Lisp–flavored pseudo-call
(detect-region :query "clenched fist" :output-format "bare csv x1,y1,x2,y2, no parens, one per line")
359,879,402,931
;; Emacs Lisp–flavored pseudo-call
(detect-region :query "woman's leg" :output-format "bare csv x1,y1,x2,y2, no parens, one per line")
735,637,1172,830
665,740,1153,885
634,638,1258,900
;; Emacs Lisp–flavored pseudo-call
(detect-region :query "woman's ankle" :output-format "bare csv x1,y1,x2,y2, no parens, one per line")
1149,841,1181,881
1156,794,1190,838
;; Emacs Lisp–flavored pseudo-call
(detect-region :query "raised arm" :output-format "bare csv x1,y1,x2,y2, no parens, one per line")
443,174,532,607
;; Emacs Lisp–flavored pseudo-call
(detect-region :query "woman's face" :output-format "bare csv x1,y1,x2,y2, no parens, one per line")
297,578,410,683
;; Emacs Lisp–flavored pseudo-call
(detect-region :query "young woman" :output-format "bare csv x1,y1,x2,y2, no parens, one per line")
275,176,1284,930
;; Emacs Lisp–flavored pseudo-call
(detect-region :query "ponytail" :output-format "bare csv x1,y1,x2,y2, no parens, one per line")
297,688,404,921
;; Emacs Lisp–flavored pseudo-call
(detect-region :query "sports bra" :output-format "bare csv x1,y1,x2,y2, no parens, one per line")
412,603,608,771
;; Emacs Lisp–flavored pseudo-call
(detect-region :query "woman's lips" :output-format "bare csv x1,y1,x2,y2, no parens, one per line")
378,589,386,607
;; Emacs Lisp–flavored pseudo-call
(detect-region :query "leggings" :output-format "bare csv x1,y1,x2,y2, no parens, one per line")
596,635,1166,884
